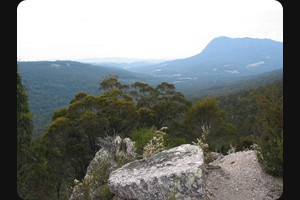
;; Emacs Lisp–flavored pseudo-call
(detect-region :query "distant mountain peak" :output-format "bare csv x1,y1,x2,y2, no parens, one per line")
128,36,283,83
196,36,282,59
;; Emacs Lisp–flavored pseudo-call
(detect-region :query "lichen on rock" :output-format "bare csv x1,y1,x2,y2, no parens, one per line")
108,144,206,200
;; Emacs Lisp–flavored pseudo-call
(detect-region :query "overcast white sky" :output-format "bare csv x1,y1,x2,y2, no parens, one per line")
17,0,283,61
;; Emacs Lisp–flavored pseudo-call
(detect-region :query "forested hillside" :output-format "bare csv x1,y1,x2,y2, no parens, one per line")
186,68,282,99
18,61,160,136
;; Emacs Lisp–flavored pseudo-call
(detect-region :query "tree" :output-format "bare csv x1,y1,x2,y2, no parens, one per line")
217,90,259,135
43,117,74,199
99,89,139,136
152,82,190,128
185,98,238,153
17,63,34,198
99,74,123,92
129,81,156,108
38,87,140,198
17,137,55,199
17,64,33,171
185,98,225,138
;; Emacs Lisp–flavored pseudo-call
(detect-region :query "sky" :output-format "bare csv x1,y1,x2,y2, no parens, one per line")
17,0,283,61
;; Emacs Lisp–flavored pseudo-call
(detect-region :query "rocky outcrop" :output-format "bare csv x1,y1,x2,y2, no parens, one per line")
108,144,206,200
69,149,110,200
70,141,283,200
69,136,136,200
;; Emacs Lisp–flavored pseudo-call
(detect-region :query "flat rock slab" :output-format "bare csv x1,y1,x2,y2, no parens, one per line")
108,144,206,200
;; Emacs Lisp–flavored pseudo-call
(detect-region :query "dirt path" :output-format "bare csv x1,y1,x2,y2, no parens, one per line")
205,150,283,200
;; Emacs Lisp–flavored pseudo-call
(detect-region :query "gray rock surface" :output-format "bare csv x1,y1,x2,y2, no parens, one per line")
108,144,206,200
122,137,136,159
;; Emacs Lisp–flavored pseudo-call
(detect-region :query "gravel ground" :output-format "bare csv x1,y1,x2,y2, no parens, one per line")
205,150,283,200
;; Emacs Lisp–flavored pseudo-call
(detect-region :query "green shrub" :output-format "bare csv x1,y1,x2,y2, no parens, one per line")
165,137,186,149
236,135,259,151
252,133,283,177
254,82,283,176
130,127,156,156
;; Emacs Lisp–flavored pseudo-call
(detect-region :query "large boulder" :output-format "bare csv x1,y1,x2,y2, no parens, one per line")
108,144,206,200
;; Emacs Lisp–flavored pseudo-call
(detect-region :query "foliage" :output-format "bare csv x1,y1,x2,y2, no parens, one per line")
130,127,156,156
99,74,123,91
209,122,238,153
17,64,34,199
192,125,210,154
217,89,260,139
17,64,33,165
254,81,283,176
143,127,168,158
17,137,58,200
165,137,186,149
236,135,259,151
185,98,238,153
185,98,226,132
226,142,236,155
192,125,213,163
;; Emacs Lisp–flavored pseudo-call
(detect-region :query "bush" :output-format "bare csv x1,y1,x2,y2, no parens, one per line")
143,127,167,158
130,127,156,156
165,137,186,149
254,82,283,176
236,135,259,151
252,133,283,177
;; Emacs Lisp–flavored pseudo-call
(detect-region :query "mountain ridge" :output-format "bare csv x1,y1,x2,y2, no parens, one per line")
124,36,282,93
128,36,282,76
